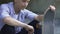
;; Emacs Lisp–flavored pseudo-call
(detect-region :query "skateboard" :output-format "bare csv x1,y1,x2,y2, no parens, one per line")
43,8,55,34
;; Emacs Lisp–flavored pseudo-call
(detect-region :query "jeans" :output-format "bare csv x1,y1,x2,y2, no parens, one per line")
0,20,42,34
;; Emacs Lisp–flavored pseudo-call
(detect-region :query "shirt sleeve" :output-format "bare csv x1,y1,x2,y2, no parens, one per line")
0,4,10,20
26,10,38,21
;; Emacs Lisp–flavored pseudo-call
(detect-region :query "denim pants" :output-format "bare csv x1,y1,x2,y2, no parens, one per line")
0,20,42,34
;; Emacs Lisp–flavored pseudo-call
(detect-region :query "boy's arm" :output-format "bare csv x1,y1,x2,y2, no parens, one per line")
3,16,34,33
34,5,56,21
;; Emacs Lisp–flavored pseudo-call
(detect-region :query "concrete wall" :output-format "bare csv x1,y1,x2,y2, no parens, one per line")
27,0,55,14
54,1,60,34
55,1,60,18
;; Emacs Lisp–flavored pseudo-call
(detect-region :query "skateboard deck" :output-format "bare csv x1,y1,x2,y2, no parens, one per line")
43,9,55,34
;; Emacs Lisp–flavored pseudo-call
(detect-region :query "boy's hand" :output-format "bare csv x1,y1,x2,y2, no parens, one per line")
49,5,56,11
24,25,34,34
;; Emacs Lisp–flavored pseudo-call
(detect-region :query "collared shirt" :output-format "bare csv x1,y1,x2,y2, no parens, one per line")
0,2,38,33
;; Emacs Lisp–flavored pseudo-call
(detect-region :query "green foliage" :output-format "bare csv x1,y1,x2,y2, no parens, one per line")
0,0,13,4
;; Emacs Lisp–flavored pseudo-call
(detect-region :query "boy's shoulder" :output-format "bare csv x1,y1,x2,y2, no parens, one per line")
1,3,8,7
24,9,32,12
0,2,13,7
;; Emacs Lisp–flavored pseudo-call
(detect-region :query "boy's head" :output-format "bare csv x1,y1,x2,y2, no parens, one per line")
14,0,30,9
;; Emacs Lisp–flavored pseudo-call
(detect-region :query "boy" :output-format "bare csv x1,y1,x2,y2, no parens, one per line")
0,0,56,34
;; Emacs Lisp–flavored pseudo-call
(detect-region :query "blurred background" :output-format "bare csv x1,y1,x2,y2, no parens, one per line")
0,0,60,34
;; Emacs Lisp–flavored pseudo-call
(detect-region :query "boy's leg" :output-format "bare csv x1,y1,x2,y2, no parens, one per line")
29,20,42,34
1,24,15,34
17,20,42,34
17,28,28,34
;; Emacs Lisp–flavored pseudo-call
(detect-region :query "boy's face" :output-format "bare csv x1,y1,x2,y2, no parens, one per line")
14,0,30,9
